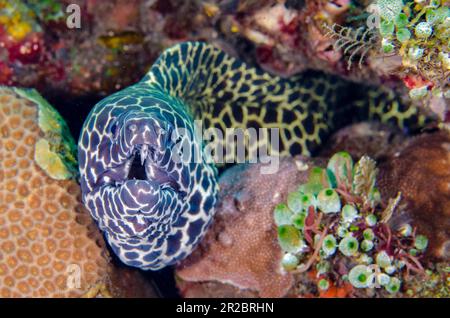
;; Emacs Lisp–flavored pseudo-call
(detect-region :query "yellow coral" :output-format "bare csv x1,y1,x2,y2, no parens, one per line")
0,0,36,40
34,138,72,180
7,21,31,41
13,88,78,180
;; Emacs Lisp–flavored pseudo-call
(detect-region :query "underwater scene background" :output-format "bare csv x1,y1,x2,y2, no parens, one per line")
0,0,448,298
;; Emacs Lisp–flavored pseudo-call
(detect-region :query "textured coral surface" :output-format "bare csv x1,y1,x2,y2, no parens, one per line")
0,87,110,297
177,157,324,297
379,131,450,260
1,0,446,119
320,122,406,160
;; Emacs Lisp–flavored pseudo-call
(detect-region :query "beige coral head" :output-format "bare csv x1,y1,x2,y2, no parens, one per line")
0,87,111,297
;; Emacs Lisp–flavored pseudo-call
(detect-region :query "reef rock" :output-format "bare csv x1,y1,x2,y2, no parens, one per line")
176,124,450,298
378,131,450,261
176,157,324,298
323,125,450,261
0,0,215,96
320,122,406,160
0,87,156,297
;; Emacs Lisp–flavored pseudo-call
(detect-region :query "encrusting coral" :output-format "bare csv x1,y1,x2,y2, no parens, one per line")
0,0,40,41
0,87,156,297
176,157,324,298
378,131,450,261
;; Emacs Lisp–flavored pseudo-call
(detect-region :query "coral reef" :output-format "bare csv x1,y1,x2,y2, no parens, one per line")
0,0,215,95
0,0,54,85
275,151,432,297
0,87,157,297
176,124,449,298
0,0,448,298
0,0,447,122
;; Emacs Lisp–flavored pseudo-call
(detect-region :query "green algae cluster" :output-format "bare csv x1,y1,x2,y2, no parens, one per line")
13,87,78,180
274,151,432,295
377,0,449,99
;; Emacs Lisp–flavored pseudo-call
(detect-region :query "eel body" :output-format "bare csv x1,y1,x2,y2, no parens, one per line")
78,42,425,270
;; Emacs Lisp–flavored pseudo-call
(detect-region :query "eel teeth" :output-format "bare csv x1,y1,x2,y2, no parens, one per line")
140,144,149,165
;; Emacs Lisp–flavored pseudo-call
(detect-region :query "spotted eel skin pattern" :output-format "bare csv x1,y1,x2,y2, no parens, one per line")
78,42,426,270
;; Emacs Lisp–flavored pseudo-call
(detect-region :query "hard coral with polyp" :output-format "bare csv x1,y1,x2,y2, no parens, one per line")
0,87,124,297
0,86,111,297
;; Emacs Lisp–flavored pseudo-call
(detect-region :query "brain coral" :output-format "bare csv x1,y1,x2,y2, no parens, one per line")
0,86,112,297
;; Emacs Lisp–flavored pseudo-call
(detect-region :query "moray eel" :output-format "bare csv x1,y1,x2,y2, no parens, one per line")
78,42,426,270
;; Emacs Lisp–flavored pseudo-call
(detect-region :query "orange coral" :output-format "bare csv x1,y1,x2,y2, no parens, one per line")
0,87,112,297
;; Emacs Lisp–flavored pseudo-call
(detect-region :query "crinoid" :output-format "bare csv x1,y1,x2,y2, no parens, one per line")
324,23,378,70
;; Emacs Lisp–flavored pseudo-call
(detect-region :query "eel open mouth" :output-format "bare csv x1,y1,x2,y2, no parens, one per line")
96,142,180,194
127,144,155,181
128,151,147,180
126,143,182,193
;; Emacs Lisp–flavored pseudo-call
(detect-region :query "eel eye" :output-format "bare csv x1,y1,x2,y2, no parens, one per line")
162,124,176,144
160,126,171,137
